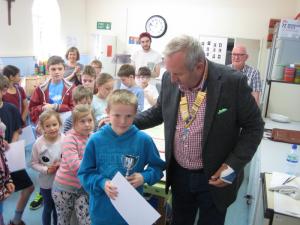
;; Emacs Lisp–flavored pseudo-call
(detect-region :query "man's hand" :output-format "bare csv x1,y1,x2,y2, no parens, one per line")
209,163,231,187
127,173,144,188
104,180,118,200
5,183,15,193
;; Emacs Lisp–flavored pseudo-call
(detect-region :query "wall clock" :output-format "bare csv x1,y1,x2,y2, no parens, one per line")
145,15,167,38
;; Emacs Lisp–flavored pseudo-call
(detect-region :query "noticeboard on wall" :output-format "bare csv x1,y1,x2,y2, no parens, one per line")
199,36,228,65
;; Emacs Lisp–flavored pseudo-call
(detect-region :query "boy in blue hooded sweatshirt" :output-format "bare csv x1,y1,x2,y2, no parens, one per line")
78,89,165,225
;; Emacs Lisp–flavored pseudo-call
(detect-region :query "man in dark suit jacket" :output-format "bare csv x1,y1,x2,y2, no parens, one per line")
134,35,264,225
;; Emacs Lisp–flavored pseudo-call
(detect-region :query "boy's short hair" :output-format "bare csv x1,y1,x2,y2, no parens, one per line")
47,56,65,68
2,65,20,78
139,32,152,42
90,59,102,69
117,64,135,77
137,66,151,77
107,89,138,111
39,109,62,128
96,73,113,86
65,46,80,60
72,104,94,127
72,85,93,103
0,75,9,90
82,65,96,79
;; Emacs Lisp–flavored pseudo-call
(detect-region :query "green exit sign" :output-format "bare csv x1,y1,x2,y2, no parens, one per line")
97,22,112,30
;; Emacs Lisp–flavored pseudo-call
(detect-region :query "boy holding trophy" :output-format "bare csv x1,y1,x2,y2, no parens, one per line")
78,89,165,225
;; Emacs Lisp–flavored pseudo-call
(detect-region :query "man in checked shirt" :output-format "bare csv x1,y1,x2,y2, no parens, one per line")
230,45,262,105
134,35,264,225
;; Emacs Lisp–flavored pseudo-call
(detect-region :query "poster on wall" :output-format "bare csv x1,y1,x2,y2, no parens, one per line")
278,19,300,38
128,36,140,45
199,36,228,65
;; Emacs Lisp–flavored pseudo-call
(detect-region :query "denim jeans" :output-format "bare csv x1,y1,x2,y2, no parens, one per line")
40,188,57,225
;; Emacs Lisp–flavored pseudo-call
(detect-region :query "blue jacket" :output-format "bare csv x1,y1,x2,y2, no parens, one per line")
78,124,165,225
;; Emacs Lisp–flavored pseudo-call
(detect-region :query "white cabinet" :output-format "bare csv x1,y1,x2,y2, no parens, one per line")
249,119,300,225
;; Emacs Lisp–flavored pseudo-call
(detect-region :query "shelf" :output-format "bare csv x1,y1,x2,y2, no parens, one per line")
267,79,300,85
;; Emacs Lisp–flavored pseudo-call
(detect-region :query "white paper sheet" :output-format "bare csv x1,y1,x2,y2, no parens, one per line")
19,125,36,146
271,172,300,217
274,192,300,217
110,172,160,225
5,140,26,172
269,171,299,191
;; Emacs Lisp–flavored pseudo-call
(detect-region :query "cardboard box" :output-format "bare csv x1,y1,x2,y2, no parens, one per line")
23,75,49,97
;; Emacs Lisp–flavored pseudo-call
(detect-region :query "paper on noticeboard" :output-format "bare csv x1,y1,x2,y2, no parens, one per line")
5,140,26,172
110,172,160,225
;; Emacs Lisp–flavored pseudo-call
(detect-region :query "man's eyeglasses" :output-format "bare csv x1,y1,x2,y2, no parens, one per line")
231,53,246,57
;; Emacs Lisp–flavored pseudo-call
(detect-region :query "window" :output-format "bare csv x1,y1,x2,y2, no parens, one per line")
32,0,62,61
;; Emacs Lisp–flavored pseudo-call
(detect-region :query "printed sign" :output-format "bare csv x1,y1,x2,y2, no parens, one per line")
97,22,112,30
278,19,300,38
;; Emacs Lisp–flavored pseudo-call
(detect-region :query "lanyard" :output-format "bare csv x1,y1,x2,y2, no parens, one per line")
179,91,206,128
179,64,208,129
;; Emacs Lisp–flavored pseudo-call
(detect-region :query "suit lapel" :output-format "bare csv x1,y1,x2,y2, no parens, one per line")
170,86,180,132
165,75,180,160
202,62,222,149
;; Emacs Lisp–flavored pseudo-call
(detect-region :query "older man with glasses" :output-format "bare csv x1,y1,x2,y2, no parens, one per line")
229,45,262,105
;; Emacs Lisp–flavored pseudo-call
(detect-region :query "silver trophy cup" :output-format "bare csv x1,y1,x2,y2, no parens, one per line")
122,154,139,177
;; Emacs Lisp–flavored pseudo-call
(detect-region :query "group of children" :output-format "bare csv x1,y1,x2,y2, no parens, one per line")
0,70,34,225
117,64,159,112
0,52,164,225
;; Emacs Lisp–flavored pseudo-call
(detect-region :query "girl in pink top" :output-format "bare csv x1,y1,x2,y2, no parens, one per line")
52,104,94,225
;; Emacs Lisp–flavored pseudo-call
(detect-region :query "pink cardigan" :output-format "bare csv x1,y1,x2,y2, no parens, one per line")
53,129,89,192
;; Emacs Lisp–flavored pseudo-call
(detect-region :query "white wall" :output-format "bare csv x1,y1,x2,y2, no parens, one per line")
86,0,300,120
86,0,299,55
1,0,298,57
0,0,34,56
0,0,87,57
58,0,87,54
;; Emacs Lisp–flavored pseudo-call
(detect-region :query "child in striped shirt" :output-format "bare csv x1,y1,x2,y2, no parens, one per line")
52,104,94,225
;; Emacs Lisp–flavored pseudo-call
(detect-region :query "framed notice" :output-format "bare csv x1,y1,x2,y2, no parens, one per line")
199,36,228,64
278,19,300,38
